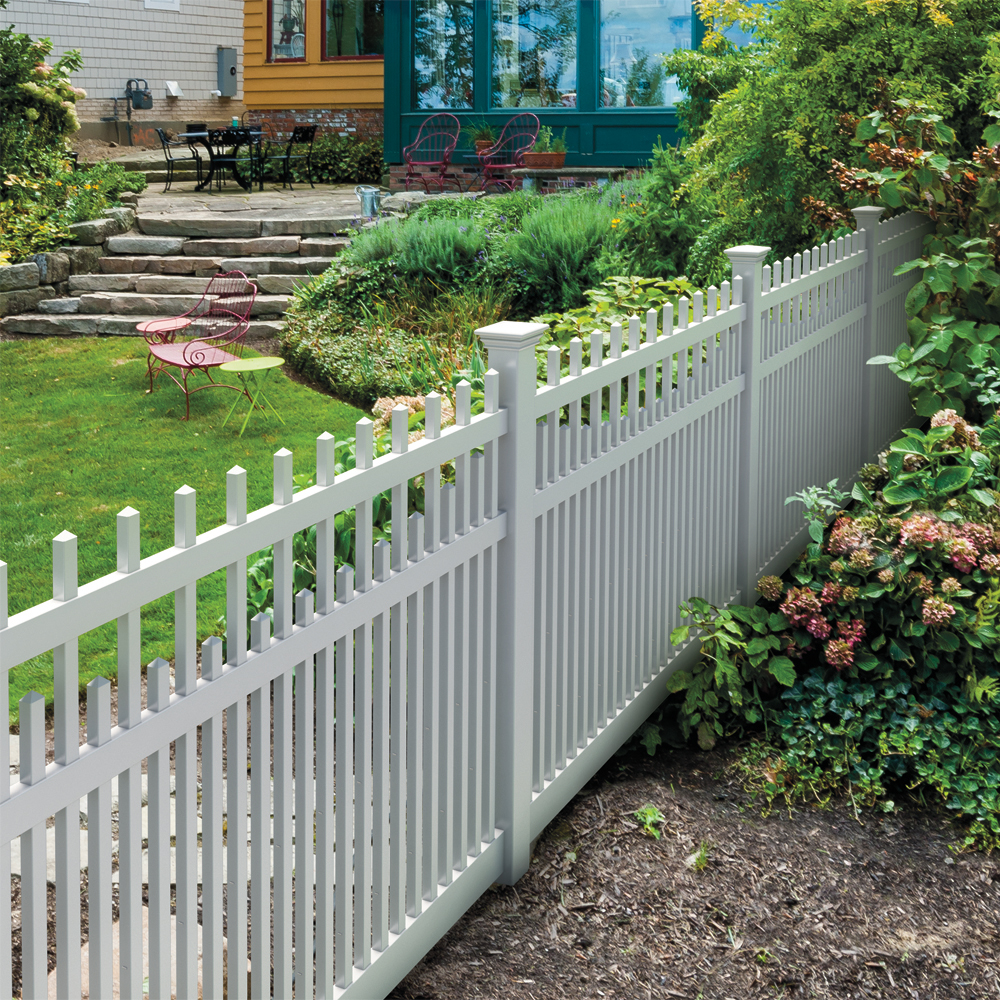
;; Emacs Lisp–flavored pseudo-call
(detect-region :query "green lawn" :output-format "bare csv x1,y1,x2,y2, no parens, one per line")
1,336,365,719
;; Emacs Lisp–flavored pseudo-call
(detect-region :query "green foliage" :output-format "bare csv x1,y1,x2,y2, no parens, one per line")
532,126,567,154
632,804,666,839
845,105,1000,421
0,24,83,178
662,36,754,141
753,667,1000,851
603,143,725,284
676,0,1000,256
0,161,147,261
284,132,384,185
504,193,618,312
668,598,796,750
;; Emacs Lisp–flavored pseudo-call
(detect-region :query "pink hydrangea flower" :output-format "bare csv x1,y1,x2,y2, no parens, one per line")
828,518,868,555
922,596,956,627
899,514,946,549
825,638,854,670
756,575,784,601
930,409,980,449
980,553,1000,574
780,587,824,627
949,537,978,574
940,577,962,595
878,568,894,585
837,619,866,646
820,582,842,604
806,615,832,639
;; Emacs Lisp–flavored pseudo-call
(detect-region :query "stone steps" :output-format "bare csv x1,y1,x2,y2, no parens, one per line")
1,200,354,337
3,313,285,338
75,291,290,317
138,210,355,239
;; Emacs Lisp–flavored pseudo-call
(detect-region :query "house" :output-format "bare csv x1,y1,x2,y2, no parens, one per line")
237,0,764,187
241,0,384,143
6,0,246,147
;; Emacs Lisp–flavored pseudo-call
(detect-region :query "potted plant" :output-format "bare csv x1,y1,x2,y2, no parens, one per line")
461,119,498,153
522,126,567,168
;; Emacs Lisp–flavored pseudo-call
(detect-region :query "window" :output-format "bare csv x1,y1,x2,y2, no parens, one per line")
413,0,474,109
323,0,384,59
599,0,691,108
269,0,306,62
491,0,577,109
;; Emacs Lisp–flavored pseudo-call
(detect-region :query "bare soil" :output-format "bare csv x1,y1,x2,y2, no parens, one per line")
70,138,135,164
390,740,1000,1000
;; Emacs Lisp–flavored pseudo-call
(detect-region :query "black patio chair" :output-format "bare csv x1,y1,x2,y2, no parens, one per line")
155,127,203,192
260,124,317,189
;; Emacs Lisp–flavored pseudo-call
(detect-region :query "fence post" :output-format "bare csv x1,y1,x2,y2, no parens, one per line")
724,245,770,605
474,320,546,884
852,206,885,466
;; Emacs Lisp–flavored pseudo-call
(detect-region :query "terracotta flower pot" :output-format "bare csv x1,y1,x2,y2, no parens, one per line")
475,140,494,153
522,151,566,168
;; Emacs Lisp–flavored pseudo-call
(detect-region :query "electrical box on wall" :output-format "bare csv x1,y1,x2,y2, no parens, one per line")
217,48,237,97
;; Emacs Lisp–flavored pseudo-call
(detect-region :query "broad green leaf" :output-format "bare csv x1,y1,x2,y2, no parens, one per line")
969,488,996,507
892,259,924,276
867,354,898,365
808,520,825,543
936,631,961,651
913,389,943,417
984,122,1000,147
905,282,930,314
851,482,875,508
933,466,973,493
666,670,692,692
769,611,789,630
882,484,925,504
746,636,770,655
856,119,879,140
767,656,796,687
670,625,690,645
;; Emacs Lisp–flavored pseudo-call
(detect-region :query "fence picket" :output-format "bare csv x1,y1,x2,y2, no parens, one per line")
147,659,171,1000
202,637,225,1000
294,589,315,996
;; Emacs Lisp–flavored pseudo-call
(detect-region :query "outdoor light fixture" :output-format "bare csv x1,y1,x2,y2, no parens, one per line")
330,0,345,56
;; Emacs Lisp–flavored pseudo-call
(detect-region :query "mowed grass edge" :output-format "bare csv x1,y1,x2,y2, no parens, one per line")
1,335,365,720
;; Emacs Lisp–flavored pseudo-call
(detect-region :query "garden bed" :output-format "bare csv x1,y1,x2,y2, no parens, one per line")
392,739,1000,1000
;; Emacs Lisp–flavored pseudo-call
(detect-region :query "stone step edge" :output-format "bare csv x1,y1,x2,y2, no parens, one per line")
1,314,285,337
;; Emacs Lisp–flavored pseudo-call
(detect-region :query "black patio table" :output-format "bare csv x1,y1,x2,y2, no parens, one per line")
178,128,263,192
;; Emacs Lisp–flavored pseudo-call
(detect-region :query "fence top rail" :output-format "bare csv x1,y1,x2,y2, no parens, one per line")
757,231,866,305
532,286,745,418
2,401,506,673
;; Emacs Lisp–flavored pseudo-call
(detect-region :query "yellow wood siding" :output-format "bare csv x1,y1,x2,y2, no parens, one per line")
243,0,384,109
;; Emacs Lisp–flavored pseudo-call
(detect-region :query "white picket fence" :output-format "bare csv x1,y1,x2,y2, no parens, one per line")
1,206,930,1000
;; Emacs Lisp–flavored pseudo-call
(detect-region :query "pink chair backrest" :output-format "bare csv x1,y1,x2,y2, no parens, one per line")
485,113,540,165
404,113,461,164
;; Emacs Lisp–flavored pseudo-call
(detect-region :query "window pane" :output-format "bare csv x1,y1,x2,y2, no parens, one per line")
325,0,384,58
491,0,577,109
271,0,305,61
414,0,474,109
599,0,691,108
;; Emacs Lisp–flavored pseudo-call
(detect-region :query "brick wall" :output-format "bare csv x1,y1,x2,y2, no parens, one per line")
244,108,384,141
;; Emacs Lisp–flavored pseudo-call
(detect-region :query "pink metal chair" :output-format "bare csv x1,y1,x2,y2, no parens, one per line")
140,270,257,419
403,113,461,192
478,113,540,192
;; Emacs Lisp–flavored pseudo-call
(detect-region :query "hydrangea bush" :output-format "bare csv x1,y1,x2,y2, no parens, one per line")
668,409,1000,850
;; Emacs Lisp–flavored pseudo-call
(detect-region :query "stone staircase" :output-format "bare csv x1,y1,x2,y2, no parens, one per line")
2,202,353,339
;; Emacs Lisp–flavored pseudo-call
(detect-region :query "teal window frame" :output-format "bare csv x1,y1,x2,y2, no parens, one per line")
384,0,710,166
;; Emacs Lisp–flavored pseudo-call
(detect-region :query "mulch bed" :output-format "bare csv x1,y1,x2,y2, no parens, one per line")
390,741,1000,1000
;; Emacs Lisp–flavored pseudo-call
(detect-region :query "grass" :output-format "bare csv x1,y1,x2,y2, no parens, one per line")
1,336,365,720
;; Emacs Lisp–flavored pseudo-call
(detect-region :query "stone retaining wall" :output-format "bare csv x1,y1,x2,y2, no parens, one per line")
0,203,136,318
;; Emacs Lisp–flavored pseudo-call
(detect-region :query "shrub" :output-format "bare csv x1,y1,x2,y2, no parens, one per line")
291,131,385,185
836,104,1000,423
675,0,1000,257
0,18,83,179
667,414,1000,849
